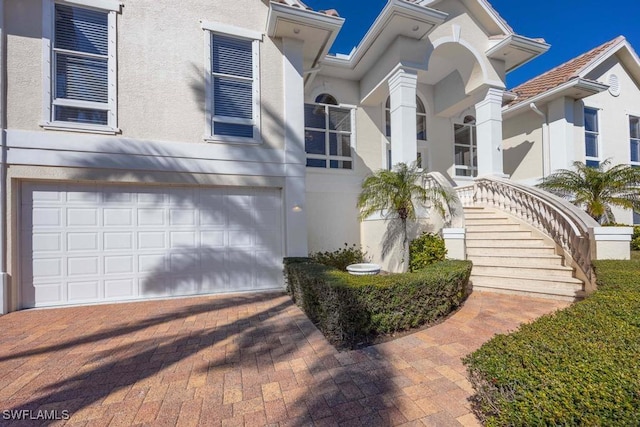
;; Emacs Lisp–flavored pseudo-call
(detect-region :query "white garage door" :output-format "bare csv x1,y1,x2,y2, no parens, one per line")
20,183,284,308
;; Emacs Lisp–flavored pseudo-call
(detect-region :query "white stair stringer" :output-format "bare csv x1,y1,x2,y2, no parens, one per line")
464,206,585,302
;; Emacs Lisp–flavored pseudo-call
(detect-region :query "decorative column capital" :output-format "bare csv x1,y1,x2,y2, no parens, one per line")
387,67,418,92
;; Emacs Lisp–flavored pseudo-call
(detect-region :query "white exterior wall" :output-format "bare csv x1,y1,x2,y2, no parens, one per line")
503,109,544,182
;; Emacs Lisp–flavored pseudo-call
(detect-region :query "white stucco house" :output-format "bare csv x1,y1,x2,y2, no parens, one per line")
503,35,640,225
0,0,632,313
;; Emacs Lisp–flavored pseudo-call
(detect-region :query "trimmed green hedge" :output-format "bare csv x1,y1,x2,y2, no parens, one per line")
284,258,472,348
463,259,640,426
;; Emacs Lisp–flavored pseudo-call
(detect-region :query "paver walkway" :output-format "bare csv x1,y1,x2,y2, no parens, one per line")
0,291,569,426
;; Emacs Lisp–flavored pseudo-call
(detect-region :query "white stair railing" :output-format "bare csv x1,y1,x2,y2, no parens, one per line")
457,176,599,287
424,172,465,228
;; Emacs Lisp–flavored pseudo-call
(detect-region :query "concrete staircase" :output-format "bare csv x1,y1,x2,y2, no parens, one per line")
465,206,585,301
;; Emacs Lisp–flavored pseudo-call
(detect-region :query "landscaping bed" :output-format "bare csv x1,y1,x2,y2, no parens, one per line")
463,258,640,426
283,258,472,349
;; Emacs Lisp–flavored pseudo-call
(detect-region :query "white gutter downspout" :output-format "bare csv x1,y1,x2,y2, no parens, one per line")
530,103,550,180
0,0,7,314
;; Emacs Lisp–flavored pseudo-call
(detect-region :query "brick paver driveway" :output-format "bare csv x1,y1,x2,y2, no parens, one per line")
0,291,568,426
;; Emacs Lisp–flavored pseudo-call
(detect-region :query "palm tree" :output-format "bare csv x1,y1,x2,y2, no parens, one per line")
537,160,640,224
357,162,456,263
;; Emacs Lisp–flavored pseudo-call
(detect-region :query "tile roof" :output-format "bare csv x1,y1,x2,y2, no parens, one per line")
507,36,625,107
272,0,339,17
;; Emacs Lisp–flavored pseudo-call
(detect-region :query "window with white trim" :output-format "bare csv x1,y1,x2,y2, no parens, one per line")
304,94,354,170
43,1,118,132
630,115,640,164
205,27,260,142
384,96,428,169
454,116,477,177
584,107,600,168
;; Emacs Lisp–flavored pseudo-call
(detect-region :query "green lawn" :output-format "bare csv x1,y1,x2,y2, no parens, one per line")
632,250,640,261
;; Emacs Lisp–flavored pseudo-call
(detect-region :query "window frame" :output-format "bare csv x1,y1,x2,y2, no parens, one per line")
453,117,477,178
202,21,262,144
304,99,356,171
41,0,120,134
629,115,640,165
584,107,601,168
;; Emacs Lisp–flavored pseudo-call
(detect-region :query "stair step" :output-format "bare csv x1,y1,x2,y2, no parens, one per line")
467,231,532,239
470,273,583,300
467,246,557,256
466,238,546,248
464,212,510,219
464,218,516,226
466,224,523,232
468,254,565,267
471,264,574,277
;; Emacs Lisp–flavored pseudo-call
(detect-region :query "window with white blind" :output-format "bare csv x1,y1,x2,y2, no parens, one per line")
42,1,120,133
203,22,261,143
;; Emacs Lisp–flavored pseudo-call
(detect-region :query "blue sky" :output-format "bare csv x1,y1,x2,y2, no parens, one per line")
303,0,640,88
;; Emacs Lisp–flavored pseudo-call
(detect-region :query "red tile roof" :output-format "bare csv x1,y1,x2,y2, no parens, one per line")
507,36,625,107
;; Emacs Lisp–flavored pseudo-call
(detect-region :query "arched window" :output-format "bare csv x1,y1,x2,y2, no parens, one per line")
304,93,353,170
454,115,477,177
385,96,428,169
315,93,338,105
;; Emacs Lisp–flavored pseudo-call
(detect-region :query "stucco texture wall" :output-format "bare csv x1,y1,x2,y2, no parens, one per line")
5,0,285,149
503,109,544,181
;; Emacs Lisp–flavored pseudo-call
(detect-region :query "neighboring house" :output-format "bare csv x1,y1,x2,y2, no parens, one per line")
502,36,640,225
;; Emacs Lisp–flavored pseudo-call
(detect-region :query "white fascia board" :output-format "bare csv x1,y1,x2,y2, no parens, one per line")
475,0,512,35
266,2,344,38
322,0,447,70
59,0,122,12
579,39,640,85
503,78,609,118
487,34,550,72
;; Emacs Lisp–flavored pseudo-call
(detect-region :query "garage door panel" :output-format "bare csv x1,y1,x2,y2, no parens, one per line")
105,279,135,299
32,283,60,305
33,258,62,278
139,254,167,273
138,208,165,226
138,232,166,250
33,208,61,227
68,208,98,227
170,231,197,248
68,232,99,251
104,232,133,251
170,209,196,226
104,209,133,226
21,183,284,308
68,257,99,276
68,280,100,301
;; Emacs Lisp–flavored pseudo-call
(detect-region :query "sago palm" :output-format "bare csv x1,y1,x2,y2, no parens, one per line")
357,162,456,261
537,160,640,224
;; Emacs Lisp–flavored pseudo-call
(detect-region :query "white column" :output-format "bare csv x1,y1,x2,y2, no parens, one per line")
475,88,505,177
388,68,418,166
282,37,308,257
